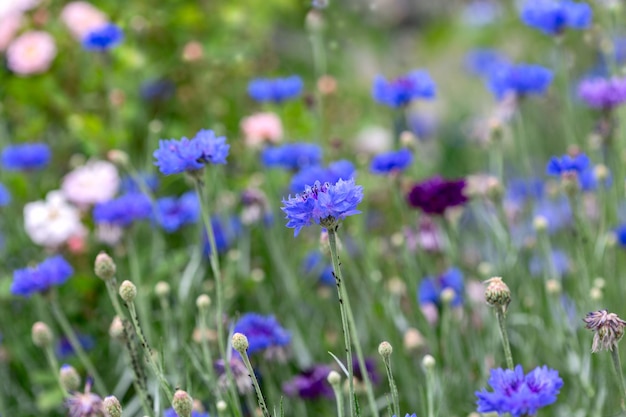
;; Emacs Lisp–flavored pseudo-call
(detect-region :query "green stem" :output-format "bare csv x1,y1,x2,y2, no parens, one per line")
331,381,345,417
44,346,67,397
198,308,219,396
126,236,151,343
382,357,399,417
610,348,626,412
240,350,270,417
425,366,435,417
496,308,514,370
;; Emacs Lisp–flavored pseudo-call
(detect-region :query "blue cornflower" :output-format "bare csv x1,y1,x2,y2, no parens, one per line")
393,415,417,417
233,313,291,355
615,224,626,247
487,63,553,100
154,129,229,175
506,177,545,204
248,76,303,103
1,143,51,171
82,23,124,51
290,160,355,192
56,334,95,359
153,192,199,233
418,267,464,307
261,143,322,171
302,251,335,286
372,70,436,108
464,49,510,77
579,165,611,191
120,173,159,194
476,365,563,416
11,255,74,297
521,0,592,36
546,153,590,176
203,217,241,256
281,178,363,236
164,408,209,417
0,183,10,206
370,148,413,175
529,249,570,277
93,193,152,227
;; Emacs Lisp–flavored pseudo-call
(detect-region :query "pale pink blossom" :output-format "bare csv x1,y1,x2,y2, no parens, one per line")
60,1,108,40
6,31,56,76
0,13,22,51
240,113,283,147
62,160,120,207
24,191,86,248
96,223,124,246
0,0,39,19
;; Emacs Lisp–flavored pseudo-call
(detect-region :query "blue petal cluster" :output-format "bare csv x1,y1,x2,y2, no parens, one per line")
0,183,10,206
164,408,209,417
476,365,563,417
418,267,464,307
290,160,355,192
11,255,74,297
154,129,229,175
372,70,436,108
521,0,592,36
153,192,199,233
546,153,589,176
615,224,626,248
82,23,124,51
281,178,364,236
93,193,152,227
233,313,291,355
370,149,413,175
248,76,303,103
1,143,51,171
465,49,510,77
487,63,553,100
262,143,322,171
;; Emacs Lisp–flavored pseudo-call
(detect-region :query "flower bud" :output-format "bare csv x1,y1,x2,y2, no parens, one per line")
440,288,456,305
119,280,137,303
103,395,123,417
378,341,393,358
403,327,424,352
196,294,211,310
545,279,561,295
484,277,511,312
172,390,193,417
95,252,116,280
422,354,435,369
533,215,548,232
155,281,170,298
60,364,81,392
32,322,53,348
109,316,125,341
327,370,341,386
232,332,249,353
216,400,227,411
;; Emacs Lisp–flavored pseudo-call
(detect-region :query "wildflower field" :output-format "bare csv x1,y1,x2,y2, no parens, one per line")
4,0,626,416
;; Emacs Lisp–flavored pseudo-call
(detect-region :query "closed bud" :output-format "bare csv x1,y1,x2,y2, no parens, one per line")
119,280,137,303
95,252,116,280
155,281,170,298
172,390,193,417
327,370,341,386
545,279,561,295
60,364,81,392
484,277,511,312
196,294,211,310
422,354,436,369
216,400,227,411
533,215,548,232
32,322,53,348
440,288,456,305
103,395,122,417
378,341,393,358
109,316,124,341
305,9,325,32
232,332,249,353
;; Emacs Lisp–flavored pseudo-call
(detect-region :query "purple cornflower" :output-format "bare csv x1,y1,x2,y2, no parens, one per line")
65,380,103,417
82,23,123,51
546,153,590,176
0,183,10,206
521,0,592,36
1,143,51,171
153,192,199,233
372,70,436,108
153,129,229,175
283,365,334,399
418,267,464,308
11,255,74,297
476,365,563,416
370,148,413,175
290,160,355,192
353,357,381,385
281,178,363,236
164,408,209,417
232,313,291,357
406,176,468,215
578,76,626,110
487,63,553,100
261,143,322,171
248,76,303,103
93,193,152,227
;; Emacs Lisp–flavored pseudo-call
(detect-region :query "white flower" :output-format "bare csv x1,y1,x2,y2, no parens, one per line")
62,160,119,207
24,191,86,247
96,223,123,246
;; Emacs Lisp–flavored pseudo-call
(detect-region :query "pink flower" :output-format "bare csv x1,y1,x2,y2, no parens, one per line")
60,1,108,40
0,13,23,51
0,0,40,18
240,113,283,147
61,160,120,207
6,31,56,76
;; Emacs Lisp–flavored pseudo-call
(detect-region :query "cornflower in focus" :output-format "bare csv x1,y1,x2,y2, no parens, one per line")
6,31,57,76
82,23,123,51
281,178,363,236
406,176,468,215
521,0,592,36
248,76,303,103
372,69,436,108
154,129,229,175
578,76,626,110
475,365,563,416
583,310,626,352
261,143,322,170
370,148,413,175
232,313,291,360
11,255,74,297
290,160,355,192
487,63,553,100
1,142,51,171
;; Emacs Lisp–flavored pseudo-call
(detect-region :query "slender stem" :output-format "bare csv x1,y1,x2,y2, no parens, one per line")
425,365,435,417
496,308,514,370
331,382,345,417
198,309,218,395
240,350,270,417
382,357,399,417
127,236,151,342
610,348,626,411
327,228,357,417
48,295,106,394
44,346,67,397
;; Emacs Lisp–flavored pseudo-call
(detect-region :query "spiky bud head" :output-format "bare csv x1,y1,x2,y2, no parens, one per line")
327,370,341,386
60,364,81,392
196,294,211,310
378,341,393,358
103,395,122,417
484,277,511,312
109,316,124,341
231,332,249,353
422,354,436,369
154,281,170,298
119,280,137,303
94,252,116,281
32,321,53,348
172,390,193,417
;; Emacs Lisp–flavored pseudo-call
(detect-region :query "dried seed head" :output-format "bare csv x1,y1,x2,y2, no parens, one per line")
583,310,626,352
484,277,511,312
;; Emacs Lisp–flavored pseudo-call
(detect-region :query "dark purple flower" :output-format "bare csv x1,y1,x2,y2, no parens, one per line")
283,365,334,399
353,357,380,385
406,176,468,215
578,76,626,110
